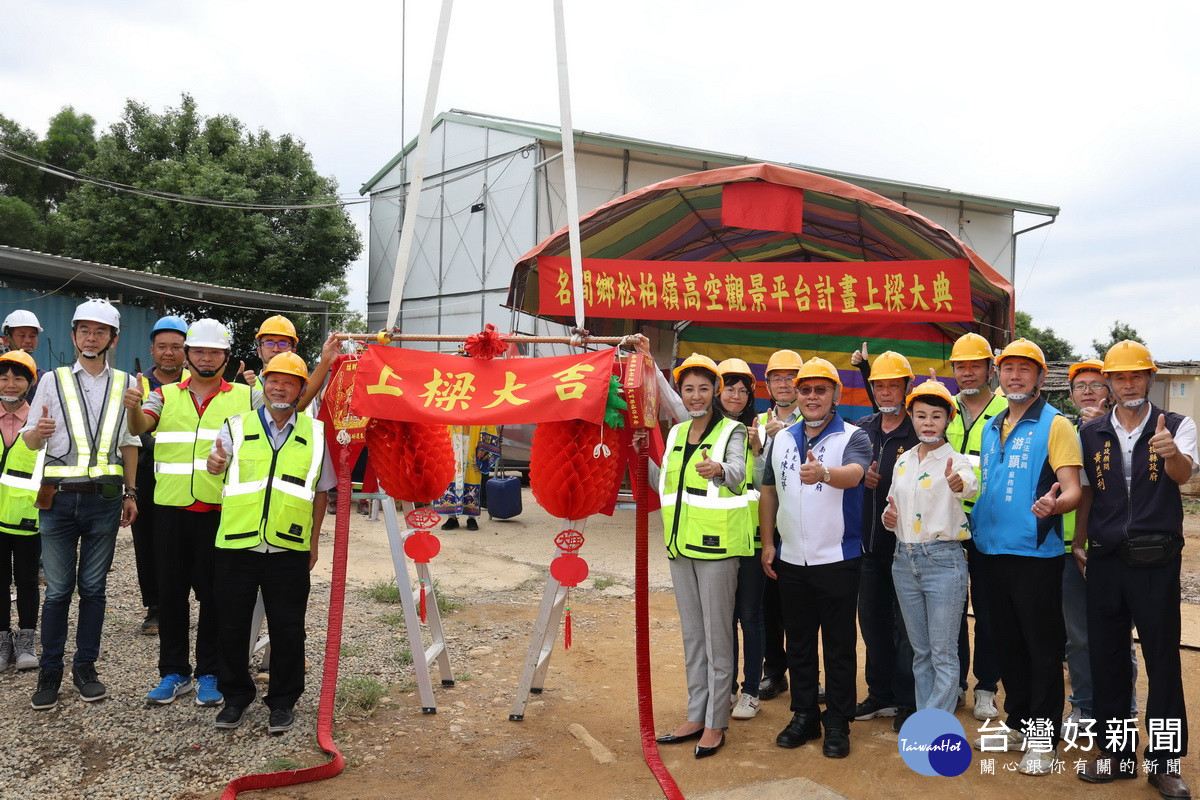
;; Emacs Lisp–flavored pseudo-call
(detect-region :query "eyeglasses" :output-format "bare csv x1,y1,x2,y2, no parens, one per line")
259,339,293,351
75,327,112,340
768,375,795,385
797,384,832,397
1072,382,1107,392
723,387,751,397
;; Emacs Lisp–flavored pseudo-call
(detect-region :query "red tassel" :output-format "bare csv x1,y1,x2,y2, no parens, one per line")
564,596,572,650
419,579,427,624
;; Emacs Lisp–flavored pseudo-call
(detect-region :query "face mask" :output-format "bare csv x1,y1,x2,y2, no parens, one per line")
688,408,708,418
918,435,942,445
804,414,828,428
1122,397,1146,409
774,397,796,408
0,395,20,404
270,401,296,411
878,406,900,415
959,386,982,396
1006,392,1031,403
79,349,101,360
158,363,182,374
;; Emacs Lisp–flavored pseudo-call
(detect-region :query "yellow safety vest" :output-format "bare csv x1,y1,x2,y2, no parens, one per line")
659,416,753,560
946,392,1008,512
43,366,127,483
153,382,252,506
215,410,325,551
140,370,190,402
0,434,45,535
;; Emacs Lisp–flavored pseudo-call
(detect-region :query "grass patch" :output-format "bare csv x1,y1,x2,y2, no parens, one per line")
397,679,417,693
364,579,401,604
432,579,461,615
396,647,414,666
340,642,364,658
379,611,405,629
336,675,388,714
592,576,618,590
1184,497,1200,516
265,756,305,771
456,672,473,682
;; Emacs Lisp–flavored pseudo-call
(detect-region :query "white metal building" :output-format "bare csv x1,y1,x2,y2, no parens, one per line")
360,110,1059,350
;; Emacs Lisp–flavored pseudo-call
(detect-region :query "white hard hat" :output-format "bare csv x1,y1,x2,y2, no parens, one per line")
185,318,231,349
72,299,121,332
2,310,42,334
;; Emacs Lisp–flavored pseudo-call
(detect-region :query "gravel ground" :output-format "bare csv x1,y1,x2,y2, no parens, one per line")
0,525,430,800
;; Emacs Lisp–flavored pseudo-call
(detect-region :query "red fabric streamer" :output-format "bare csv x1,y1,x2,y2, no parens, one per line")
419,579,427,624
463,323,509,359
564,597,572,651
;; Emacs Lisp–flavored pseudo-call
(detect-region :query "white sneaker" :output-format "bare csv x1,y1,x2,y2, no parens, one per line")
730,692,738,710
731,694,760,720
957,688,966,709
13,629,37,671
974,689,999,721
1018,748,1056,776
974,727,1024,752
0,633,12,671
1062,705,1085,727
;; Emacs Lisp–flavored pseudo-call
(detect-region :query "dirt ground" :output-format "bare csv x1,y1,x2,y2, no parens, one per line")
213,495,1200,800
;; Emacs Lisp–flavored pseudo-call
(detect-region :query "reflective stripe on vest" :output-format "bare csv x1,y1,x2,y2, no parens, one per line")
153,383,252,505
659,416,752,559
43,366,126,481
947,392,1007,511
0,436,45,535
215,411,325,551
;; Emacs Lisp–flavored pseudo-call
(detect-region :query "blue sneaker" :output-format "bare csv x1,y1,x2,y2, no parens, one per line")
146,674,194,705
195,674,223,707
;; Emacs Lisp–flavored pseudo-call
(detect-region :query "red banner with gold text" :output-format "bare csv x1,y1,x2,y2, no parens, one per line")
538,256,972,323
349,345,616,425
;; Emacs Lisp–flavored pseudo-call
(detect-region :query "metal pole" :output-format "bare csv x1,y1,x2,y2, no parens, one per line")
552,0,586,331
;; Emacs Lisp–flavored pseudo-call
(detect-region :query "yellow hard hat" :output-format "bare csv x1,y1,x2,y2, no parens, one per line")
765,349,804,375
1068,359,1105,384
906,379,957,420
949,333,994,363
794,357,841,388
0,350,37,384
262,352,309,382
1102,340,1157,375
869,350,914,382
716,358,755,381
256,315,298,342
996,338,1046,370
673,353,723,392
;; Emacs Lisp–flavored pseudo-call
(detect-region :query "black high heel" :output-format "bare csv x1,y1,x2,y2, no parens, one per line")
655,728,703,744
694,732,725,759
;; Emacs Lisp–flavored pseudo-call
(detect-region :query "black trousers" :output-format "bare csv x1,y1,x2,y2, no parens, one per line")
859,546,915,707
0,532,40,630
776,557,861,730
978,553,1065,745
957,538,1000,693
155,507,219,677
215,548,310,711
1087,553,1188,769
129,462,157,609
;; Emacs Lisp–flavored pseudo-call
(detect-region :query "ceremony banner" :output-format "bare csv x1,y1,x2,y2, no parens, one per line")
349,345,615,425
537,256,972,323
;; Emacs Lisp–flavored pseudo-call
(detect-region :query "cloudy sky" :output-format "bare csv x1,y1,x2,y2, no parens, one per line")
5,1,1199,356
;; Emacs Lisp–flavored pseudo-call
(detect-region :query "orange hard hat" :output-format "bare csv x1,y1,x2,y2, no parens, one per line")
949,333,994,363
1068,359,1105,384
256,315,298,342
673,353,723,392
1102,341,1156,375
716,358,755,381
996,338,1047,370
262,352,309,382
906,379,957,420
869,351,914,382
0,350,37,383
764,349,804,375
794,357,841,388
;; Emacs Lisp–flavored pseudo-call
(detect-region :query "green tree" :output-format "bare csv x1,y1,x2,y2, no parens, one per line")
1091,320,1145,359
1014,310,1078,361
0,196,45,249
0,114,44,208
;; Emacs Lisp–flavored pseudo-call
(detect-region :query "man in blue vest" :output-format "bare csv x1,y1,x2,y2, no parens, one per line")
21,299,140,710
1076,341,1197,799
206,352,334,734
972,338,1082,775
759,357,871,759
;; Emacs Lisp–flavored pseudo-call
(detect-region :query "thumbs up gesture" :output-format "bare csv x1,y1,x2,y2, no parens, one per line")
1032,481,1061,519
882,495,899,530
1149,413,1177,458
864,459,881,489
239,360,256,386
799,449,825,485
207,435,229,475
694,446,723,480
35,406,56,438
850,341,869,367
123,373,144,410
747,416,762,454
945,458,964,493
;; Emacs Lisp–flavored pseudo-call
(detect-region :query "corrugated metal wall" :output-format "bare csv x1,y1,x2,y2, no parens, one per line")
0,287,159,373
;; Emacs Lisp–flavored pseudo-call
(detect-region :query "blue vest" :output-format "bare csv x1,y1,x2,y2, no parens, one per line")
975,396,1064,557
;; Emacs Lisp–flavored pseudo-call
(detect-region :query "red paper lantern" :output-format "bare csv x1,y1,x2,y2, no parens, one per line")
366,419,455,503
404,530,442,563
529,420,623,519
550,552,589,587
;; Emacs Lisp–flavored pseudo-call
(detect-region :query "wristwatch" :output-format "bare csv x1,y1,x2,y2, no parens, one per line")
821,467,832,484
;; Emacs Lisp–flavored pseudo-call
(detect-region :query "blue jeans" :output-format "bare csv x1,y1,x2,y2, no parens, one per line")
893,540,967,713
731,552,765,696
39,491,122,670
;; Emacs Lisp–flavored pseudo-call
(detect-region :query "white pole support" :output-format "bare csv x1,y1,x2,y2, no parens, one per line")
552,0,587,331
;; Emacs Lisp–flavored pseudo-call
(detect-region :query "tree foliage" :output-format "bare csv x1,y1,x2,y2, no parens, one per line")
1091,320,1145,359
1014,311,1078,362
0,95,361,355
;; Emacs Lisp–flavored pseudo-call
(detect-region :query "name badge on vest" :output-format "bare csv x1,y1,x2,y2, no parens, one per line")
289,524,303,537
702,534,720,547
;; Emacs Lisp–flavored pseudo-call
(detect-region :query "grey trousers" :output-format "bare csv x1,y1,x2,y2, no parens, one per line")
669,555,739,730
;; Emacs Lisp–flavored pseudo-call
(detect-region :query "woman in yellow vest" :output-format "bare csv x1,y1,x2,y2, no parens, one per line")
648,353,753,759
206,352,335,735
0,351,45,672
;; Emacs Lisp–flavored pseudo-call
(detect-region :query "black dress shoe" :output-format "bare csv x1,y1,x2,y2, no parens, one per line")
822,727,850,758
441,516,460,530
759,676,787,701
775,712,821,748
1148,771,1193,800
694,733,725,759
656,729,703,744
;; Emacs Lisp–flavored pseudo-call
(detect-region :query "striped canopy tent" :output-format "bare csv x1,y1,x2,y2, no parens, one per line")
506,163,1013,420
